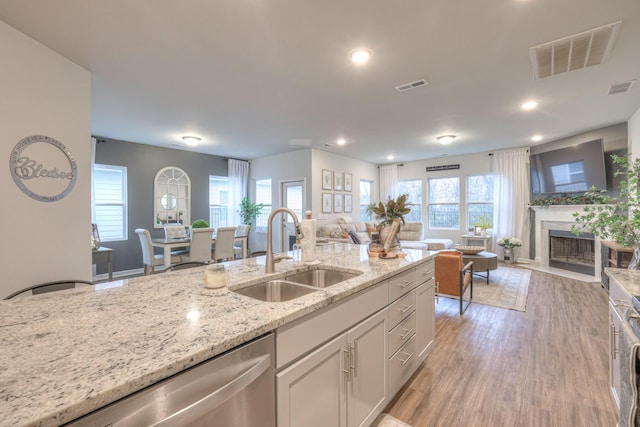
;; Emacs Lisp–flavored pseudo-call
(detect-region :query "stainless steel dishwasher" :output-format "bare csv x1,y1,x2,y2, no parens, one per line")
65,333,275,427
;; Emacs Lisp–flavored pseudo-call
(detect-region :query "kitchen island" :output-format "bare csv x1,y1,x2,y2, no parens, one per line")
0,243,437,427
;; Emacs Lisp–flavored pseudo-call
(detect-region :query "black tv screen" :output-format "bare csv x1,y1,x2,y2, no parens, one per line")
530,139,607,195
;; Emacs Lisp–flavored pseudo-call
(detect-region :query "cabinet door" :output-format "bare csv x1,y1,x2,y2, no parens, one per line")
277,334,348,427
347,309,388,427
609,301,622,409
415,281,435,364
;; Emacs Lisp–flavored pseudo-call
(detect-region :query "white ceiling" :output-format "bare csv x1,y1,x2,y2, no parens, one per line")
1,0,639,163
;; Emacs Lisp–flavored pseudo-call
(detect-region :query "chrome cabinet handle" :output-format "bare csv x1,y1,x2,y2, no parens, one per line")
613,299,632,308
342,348,350,380
349,343,357,377
398,304,414,314
398,327,414,340
611,323,617,360
398,351,414,366
400,279,415,288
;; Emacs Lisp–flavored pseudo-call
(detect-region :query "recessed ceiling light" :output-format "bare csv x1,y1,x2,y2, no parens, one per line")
436,135,456,145
531,135,543,142
349,48,373,64
337,138,346,146
521,100,538,110
182,136,201,146
387,155,394,160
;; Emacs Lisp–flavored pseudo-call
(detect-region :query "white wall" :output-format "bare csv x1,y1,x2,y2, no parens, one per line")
0,21,91,298
310,149,378,226
629,107,640,159
399,151,493,243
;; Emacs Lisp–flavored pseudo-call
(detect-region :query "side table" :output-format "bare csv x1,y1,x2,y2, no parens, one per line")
461,234,492,250
92,247,113,281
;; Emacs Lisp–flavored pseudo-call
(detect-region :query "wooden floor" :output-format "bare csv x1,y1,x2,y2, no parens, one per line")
385,269,618,427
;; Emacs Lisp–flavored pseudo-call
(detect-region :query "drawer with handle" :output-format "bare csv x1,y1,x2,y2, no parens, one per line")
389,267,418,302
388,289,416,330
389,334,417,397
388,311,416,356
416,259,434,285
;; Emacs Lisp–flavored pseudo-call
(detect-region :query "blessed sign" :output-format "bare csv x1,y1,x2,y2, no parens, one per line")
9,135,77,202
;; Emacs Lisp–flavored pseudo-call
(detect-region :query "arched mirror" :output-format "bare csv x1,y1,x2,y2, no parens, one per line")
154,166,191,229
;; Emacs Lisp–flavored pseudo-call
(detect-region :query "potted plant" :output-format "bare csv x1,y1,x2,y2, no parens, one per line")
572,154,640,269
367,194,411,253
497,237,522,264
191,219,210,229
473,214,493,236
238,197,264,229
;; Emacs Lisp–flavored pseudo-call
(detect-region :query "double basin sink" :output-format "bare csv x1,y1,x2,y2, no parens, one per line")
233,268,361,302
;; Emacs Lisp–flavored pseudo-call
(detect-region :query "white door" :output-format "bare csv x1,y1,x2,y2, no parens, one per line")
280,180,305,252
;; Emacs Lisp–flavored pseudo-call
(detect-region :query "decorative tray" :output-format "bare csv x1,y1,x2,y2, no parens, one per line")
456,245,485,255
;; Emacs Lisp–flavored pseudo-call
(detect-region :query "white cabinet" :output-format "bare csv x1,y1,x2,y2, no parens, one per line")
277,309,388,427
415,258,435,364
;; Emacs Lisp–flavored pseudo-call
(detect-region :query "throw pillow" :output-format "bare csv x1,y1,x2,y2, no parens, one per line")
340,223,357,234
348,230,362,244
338,216,354,224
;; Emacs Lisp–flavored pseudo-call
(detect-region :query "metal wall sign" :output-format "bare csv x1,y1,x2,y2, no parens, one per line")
425,164,460,172
9,135,77,202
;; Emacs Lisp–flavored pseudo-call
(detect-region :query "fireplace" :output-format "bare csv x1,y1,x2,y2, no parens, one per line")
548,229,595,275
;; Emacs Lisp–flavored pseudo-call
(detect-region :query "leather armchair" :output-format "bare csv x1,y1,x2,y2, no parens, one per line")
435,251,474,314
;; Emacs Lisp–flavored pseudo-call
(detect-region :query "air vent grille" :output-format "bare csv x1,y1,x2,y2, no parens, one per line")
530,21,622,80
395,79,429,92
608,80,635,95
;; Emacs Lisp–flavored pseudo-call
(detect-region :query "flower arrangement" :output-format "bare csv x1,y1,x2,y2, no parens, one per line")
367,194,411,229
497,237,522,249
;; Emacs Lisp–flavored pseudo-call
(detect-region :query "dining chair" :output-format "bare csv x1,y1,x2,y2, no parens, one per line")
181,227,215,263
135,228,183,275
212,227,237,263
5,280,94,299
234,224,250,259
164,225,189,239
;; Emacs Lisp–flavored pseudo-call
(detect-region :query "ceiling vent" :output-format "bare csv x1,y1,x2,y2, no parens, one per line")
530,21,622,80
608,80,635,95
395,79,429,92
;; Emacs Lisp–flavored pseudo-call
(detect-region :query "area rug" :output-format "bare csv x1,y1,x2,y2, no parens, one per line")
472,266,531,312
372,413,413,427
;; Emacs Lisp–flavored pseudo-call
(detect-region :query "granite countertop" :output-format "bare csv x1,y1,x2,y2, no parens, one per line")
606,267,640,297
0,243,436,427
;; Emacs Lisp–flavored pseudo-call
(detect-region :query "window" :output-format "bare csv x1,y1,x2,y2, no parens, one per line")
360,180,373,221
255,178,272,229
428,177,459,229
467,174,495,229
397,179,422,222
93,164,127,241
209,176,229,228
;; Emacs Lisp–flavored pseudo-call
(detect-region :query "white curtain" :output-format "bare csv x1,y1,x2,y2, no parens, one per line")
228,159,249,226
379,164,398,202
91,137,96,223
492,148,530,258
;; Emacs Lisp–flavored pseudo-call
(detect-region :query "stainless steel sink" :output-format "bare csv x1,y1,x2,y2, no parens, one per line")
232,280,318,302
286,269,361,288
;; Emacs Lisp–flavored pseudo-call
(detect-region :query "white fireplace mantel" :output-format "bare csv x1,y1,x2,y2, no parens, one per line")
530,205,601,280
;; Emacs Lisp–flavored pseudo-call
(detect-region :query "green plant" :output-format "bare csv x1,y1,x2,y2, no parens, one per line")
473,214,492,230
238,197,264,228
191,219,210,229
572,155,640,251
367,194,411,229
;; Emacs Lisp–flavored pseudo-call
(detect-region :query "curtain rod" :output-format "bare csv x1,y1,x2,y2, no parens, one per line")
377,163,404,168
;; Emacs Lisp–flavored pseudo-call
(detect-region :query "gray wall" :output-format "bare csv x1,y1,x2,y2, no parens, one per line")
95,138,229,273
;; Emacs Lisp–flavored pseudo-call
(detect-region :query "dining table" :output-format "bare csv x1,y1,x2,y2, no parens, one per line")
151,234,248,270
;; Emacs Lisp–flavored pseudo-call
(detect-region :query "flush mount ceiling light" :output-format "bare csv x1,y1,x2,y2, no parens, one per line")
349,48,373,64
337,138,346,146
436,135,456,145
531,135,543,142
182,136,201,146
387,155,395,160
521,100,538,110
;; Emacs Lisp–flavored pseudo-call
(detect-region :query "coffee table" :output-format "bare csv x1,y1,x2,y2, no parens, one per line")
461,251,498,284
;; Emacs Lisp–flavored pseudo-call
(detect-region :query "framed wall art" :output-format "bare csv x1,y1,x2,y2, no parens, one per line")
322,192,332,213
334,171,343,191
344,194,352,213
344,173,352,192
334,193,343,213
322,169,332,190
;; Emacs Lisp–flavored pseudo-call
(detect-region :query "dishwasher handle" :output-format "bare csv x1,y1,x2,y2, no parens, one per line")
152,354,271,427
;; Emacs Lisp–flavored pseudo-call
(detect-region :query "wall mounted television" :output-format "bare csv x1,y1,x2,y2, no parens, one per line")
530,138,607,195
